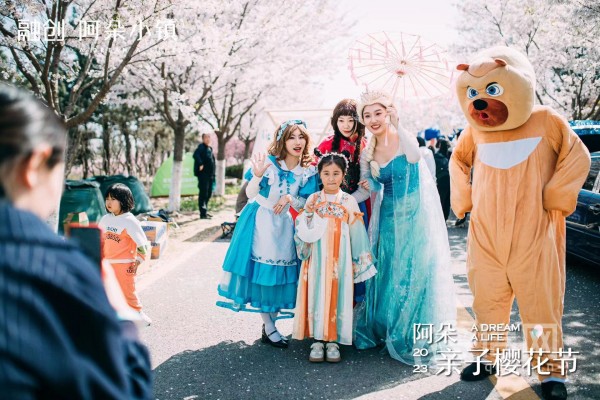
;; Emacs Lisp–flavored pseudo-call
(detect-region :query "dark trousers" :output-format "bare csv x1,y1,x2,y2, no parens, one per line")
437,178,451,221
198,175,213,217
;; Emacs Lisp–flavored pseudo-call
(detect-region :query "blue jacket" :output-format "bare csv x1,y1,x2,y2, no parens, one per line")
0,201,152,399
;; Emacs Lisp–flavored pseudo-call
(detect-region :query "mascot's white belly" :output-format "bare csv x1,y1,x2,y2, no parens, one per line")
477,137,542,169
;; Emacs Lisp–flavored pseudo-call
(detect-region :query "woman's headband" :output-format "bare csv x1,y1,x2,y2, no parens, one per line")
277,119,307,141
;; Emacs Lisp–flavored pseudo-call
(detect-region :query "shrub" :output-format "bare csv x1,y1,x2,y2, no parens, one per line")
225,164,244,179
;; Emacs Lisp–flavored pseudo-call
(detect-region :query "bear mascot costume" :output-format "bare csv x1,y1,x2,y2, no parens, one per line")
450,46,590,400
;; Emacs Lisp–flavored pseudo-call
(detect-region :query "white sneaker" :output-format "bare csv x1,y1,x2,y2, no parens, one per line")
138,311,152,326
309,342,324,362
325,342,341,363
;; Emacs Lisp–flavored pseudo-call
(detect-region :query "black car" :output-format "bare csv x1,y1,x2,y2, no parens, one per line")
566,121,600,267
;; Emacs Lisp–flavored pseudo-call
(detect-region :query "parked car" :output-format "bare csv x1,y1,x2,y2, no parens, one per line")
566,121,600,267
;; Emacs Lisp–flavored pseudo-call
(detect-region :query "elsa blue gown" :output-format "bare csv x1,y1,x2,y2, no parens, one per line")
353,154,456,365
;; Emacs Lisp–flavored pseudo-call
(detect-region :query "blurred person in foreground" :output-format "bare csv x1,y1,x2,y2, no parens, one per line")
0,84,152,399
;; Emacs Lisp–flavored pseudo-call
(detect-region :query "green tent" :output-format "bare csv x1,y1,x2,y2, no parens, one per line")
151,152,198,197
88,175,153,215
58,180,106,234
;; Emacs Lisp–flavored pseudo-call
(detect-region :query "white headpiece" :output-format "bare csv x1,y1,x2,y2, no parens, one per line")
357,90,393,124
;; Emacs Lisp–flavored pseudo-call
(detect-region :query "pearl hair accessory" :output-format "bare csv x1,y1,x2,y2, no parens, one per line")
317,152,349,171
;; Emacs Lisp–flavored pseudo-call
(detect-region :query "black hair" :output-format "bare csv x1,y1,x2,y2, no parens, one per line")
330,99,365,185
436,138,451,157
0,84,66,197
417,136,426,147
317,153,348,175
105,183,135,213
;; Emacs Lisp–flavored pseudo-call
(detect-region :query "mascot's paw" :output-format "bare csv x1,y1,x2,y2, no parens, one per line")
541,381,567,400
460,362,496,381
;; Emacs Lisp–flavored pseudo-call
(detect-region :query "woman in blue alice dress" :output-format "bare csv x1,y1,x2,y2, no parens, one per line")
217,120,318,348
353,91,456,366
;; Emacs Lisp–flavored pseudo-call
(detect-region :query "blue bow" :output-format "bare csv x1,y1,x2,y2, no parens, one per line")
278,169,296,185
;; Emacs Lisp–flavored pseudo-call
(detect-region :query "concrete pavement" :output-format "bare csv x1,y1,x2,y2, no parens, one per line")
136,200,600,400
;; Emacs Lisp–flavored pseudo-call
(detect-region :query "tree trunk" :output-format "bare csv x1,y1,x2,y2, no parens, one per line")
64,127,80,178
168,119,186,212
47,163,66,233
123,122,133,176
243,158,251,178
134,137,142,179
168,160,183,212
82,141,89,179
215,138,226,196
242,138,254,178
243,139,252,160
102,116,111,175
149,130,160,179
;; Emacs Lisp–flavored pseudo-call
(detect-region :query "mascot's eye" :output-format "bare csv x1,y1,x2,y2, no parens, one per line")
486,83,504,96
467,87,479,99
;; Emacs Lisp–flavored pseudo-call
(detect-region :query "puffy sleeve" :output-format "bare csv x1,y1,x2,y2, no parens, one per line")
449,126,475,219
345,196,377,283
126,216,149,263
296,166,320,207
245,167,275,199
542,112,591,216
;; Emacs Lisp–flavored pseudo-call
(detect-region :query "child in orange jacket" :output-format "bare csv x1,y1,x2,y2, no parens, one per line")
99,183,151,326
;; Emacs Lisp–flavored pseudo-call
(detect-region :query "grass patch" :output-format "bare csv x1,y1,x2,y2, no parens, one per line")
225,183,241,195
180,195,227,213
208,195,226,211
179,197,198,212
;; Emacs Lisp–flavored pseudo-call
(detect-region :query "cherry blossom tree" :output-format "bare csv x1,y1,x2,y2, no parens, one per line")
0,0,182,193
198,0,346,196
0,0,178,126
123,0,346,208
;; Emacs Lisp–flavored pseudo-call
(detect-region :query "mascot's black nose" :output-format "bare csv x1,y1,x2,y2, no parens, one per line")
473,99,488,111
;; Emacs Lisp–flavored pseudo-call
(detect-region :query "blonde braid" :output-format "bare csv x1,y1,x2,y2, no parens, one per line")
365,136,380,178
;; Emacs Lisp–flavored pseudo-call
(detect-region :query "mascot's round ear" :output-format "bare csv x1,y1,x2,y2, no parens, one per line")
494,59,507,67
457,63,469,71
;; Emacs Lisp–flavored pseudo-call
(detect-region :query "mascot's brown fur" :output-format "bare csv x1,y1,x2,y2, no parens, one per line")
451,46,590,380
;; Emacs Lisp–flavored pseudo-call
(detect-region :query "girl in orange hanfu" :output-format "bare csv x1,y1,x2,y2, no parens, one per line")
293,153,376,363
